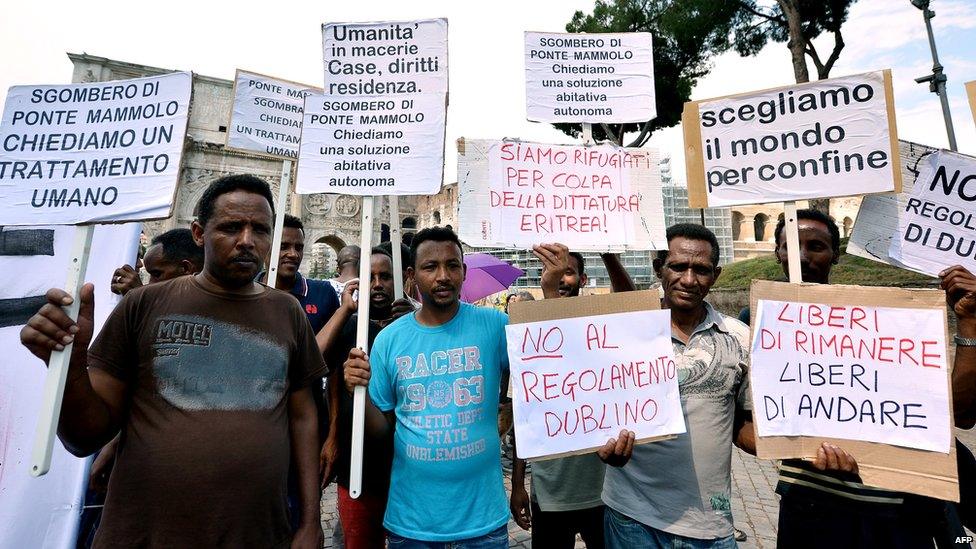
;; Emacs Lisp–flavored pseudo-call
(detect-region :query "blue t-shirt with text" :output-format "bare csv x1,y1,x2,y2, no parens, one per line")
368,303,509,541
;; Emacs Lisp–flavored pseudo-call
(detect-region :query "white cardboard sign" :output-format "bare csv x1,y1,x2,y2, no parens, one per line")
298,19,448,196
525,31,655,123
0,223,140,549
0,72,191,225
457,139,666,252
321,19,448,95
685,70,900,208
888,150,976,277
226,70,319,159
507,309,685,460
296,93,446,195
750,298,951,453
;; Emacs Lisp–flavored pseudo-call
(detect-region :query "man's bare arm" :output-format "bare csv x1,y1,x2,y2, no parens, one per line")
733,410,757,455
600,253,636,293
942,266,976,428
288,386,325,546
315,280,358,354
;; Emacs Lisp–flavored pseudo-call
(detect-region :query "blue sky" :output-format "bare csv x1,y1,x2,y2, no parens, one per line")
647,0,976,182
0,0,973,185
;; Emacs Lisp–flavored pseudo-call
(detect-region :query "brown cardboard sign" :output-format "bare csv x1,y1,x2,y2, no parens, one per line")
507,290,681,461
967,81,976,129
683,70,902,209
749,280,958,501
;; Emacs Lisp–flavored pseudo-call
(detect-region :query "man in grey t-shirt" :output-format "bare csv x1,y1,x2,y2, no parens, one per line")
603,224,757,548
510,244,607,548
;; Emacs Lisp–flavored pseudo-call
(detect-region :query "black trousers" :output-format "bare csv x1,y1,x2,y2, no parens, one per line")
531,499,605,549
777,488,968,549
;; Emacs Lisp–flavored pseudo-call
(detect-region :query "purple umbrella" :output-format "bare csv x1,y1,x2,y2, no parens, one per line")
461,253,525,303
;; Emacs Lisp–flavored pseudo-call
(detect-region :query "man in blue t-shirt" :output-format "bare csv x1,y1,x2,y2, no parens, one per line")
343,227,635,546
343,226,510,545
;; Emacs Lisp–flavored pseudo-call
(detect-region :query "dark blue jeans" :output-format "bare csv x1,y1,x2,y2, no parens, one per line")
387,524,509,548
604,507,737,549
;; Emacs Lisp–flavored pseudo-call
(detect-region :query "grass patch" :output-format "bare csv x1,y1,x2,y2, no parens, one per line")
714,239,937,290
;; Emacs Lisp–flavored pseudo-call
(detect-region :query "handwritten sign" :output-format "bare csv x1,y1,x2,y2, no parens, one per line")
297,19,447,196
751,297,950,453
507,293,685,460
457,139,666,251
0,72,191,225
524,31,655,123
226,70,319,159
683,70,901,208
888,150,976,276
847,139,934,271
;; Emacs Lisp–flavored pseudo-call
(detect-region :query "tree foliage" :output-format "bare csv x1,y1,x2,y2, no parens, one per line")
558,0,857,149
558,0,760,147
736,0,858,84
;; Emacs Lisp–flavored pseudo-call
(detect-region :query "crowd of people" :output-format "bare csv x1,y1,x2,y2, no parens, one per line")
17,173,976,548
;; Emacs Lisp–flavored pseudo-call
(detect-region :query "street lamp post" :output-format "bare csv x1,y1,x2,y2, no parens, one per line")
911,0,958,151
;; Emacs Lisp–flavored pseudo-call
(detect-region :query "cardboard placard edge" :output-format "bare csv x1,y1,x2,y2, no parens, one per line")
509,290,665,460
682,69,900,208
748,279,957,502
223,68,322,161
527,433,676,462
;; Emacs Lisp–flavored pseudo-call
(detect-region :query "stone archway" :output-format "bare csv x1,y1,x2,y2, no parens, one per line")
308,235,346,279
731,211,744,240
754,213,769,242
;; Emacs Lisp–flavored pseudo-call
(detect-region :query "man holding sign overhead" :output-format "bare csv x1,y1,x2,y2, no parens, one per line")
509,244,615,549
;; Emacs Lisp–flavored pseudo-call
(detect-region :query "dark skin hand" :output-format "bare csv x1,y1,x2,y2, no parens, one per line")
510,242,636,531
942,265,976,428
110,264,143,295
811,442,858,474
20,284,126,456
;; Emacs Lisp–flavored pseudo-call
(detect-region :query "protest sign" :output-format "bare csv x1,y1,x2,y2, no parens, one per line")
0,72,191,225
0,222,140,547
297,19,447,196
683,70,901,208
848,139,937,272
456,139,666,252
226,70,319,159
967,81,976,127
749,280,957,501
507,290,683,460
524,31,655,124
887,150,976,276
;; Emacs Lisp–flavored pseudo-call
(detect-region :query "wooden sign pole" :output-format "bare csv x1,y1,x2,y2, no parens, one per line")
30,224,95,476
389,196,404,298
266,160,294,288
349,196,374,499
783,201,803,284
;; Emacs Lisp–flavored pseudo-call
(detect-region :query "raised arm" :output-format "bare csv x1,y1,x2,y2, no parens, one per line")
315,280,358,355
941,266,976,428
600,252,636,293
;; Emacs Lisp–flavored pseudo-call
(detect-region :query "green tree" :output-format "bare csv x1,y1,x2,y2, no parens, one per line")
736,0,858,85
735,0,859,214
559,0,763,146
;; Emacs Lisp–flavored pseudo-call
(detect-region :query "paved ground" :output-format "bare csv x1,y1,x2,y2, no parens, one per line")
321,428,976,548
